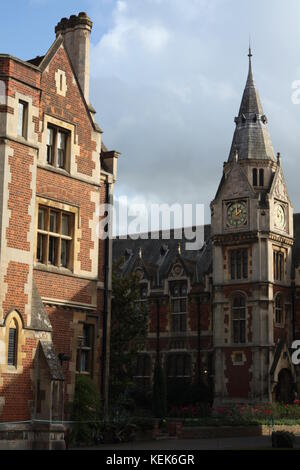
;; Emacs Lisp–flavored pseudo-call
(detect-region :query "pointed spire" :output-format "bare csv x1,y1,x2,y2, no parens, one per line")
228,47,276,162
238,46,263,116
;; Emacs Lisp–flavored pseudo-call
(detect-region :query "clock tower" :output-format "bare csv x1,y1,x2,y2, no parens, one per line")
211,49,295,404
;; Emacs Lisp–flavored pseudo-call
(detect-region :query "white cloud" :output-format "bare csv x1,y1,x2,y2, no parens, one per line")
89,0,300,230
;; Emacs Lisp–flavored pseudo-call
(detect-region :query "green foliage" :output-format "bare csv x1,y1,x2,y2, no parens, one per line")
152,362,167,418
70,374,101,446
110,262,148,402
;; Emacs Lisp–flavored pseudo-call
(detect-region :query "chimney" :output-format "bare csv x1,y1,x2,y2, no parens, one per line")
55,12,93,103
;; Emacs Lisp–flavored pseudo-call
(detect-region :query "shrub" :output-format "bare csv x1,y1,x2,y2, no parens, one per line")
70,374,101,446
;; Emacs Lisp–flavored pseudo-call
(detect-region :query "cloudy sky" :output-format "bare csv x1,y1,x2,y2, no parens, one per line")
2,0,300,234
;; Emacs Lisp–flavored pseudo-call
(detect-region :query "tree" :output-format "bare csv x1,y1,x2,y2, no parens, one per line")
109,261,148,404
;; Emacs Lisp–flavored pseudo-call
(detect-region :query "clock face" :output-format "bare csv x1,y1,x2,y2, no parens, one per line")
227,201,247,227
275,203,285,229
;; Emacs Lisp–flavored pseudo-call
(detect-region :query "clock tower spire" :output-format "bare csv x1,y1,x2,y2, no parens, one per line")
211,49,295,405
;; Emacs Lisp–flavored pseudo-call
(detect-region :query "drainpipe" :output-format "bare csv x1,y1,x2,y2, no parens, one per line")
101,180,113,420
197,296,201,385
156,298,160,365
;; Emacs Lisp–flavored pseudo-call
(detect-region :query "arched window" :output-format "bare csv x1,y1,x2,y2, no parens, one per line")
8,319,18,366
232,294,246,343
275,294,283,325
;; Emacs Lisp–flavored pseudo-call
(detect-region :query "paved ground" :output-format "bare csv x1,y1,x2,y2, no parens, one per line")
74,434,300,450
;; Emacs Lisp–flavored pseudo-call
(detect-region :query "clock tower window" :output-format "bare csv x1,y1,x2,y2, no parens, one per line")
273,250,284,281
232,294,246,344
230,249,248,280
252,168,257,186
259,169,264,187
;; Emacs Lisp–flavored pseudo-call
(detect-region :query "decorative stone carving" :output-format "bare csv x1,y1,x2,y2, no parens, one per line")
273,170,288,202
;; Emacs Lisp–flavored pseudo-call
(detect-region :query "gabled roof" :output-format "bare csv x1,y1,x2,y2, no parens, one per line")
28,35,101,134
228,49,276,162
213,157,255,202
31,280,52,332
113,225,211,286
39,341,64,381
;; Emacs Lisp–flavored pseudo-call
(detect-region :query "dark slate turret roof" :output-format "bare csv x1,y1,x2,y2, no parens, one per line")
228,48,276,162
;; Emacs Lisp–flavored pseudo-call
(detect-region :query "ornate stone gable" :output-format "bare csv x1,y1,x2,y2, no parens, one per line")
219,163,254,200
271,167,290,203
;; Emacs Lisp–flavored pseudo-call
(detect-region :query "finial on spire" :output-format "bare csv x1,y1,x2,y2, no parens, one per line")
277,152,281,166
248,34,252,58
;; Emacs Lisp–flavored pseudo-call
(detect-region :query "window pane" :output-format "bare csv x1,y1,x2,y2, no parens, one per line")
61,239,69,267
236,250,241,279
57,132,66,168
172,299,179,313
48,236,57,264
37,234,44,262
49,211,58,233
47,127,53,145
253,168,257,186
259,169,264,187
46,128,54,164
61,214,69,235
38,208,46,230
17,101,25,137
8,328,17,366
242,249,248,278
80,350,88,372
230,251,236,280
240,320,246,343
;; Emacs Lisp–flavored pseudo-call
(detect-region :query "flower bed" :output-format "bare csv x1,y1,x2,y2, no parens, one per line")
169,402,300,427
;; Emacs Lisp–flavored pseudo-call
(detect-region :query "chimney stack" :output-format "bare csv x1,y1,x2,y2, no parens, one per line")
55,12,93,103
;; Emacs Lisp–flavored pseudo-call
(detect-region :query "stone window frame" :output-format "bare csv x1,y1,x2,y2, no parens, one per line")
40,114,79,175
75,321,96,377
34,196,80,275
0,310,24,375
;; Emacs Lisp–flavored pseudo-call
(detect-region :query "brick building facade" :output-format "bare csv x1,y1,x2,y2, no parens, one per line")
113,49,300,406
0,13,118,448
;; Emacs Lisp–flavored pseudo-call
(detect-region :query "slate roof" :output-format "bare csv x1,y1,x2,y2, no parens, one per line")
30,280,52,332
228,49,276,162
113,225,212,286
39,341,64,381
114,214,300,283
